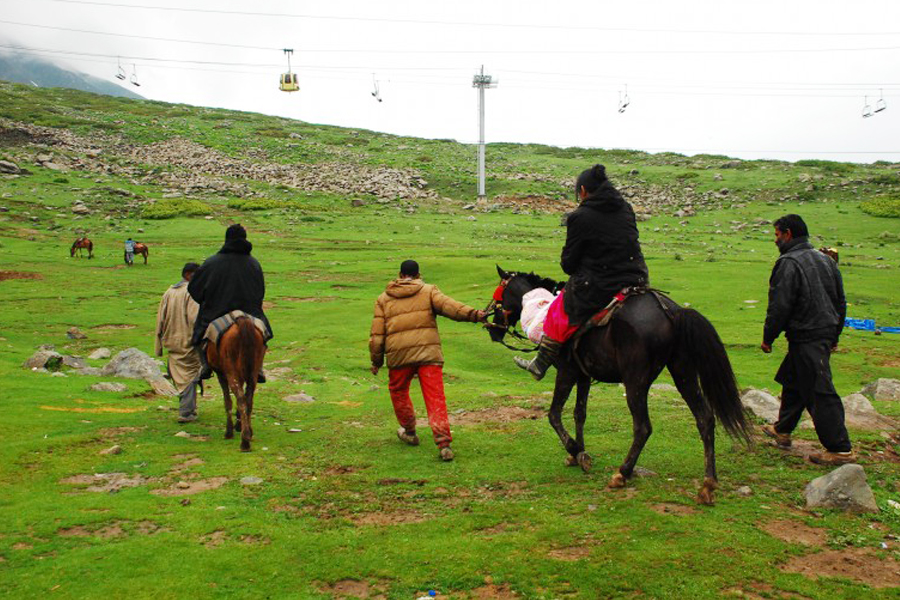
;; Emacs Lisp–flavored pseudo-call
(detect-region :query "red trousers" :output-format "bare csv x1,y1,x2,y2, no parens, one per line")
388,364,452,448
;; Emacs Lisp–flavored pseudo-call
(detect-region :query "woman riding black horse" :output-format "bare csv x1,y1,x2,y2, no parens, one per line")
515,164,648,379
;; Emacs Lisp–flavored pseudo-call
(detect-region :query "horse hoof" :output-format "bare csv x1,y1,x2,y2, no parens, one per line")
224,432,234,439
608,472,627,489
565,455,578,467
577,452,593,473
240,443,251,452
697,487,715,505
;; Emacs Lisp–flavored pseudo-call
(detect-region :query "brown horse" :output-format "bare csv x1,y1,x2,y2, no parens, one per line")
70,237,93,258
206,317,266,452
125,242,149,265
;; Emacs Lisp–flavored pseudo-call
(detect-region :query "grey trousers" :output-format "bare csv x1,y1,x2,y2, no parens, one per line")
179,380,199,417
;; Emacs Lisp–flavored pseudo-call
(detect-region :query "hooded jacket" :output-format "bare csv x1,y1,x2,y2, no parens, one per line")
188,238,271,345
561,180,649,324
369,278,480,369
764,236,845,346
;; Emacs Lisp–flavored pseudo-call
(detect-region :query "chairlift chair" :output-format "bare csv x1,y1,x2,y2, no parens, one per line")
130,64,140,87
862,96,873,118
116,57,126,81
875,89,887,113
371,74,382,102
279,49,299,92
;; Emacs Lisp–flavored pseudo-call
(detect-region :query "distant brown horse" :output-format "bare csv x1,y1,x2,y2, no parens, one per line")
70,237,93,258
125,242,149,265
206,317,266,452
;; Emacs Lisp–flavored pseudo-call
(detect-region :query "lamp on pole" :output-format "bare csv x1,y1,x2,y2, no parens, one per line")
472,65,497,201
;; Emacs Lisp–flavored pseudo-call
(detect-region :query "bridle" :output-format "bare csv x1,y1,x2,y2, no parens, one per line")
482,277,539,353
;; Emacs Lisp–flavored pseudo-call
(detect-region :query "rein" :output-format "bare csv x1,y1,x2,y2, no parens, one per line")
483,281,539,353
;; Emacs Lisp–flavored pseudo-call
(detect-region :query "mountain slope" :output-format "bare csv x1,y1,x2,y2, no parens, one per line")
0,51,143,100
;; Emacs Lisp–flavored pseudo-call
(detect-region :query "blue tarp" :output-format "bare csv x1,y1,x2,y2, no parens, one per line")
845,318,899,333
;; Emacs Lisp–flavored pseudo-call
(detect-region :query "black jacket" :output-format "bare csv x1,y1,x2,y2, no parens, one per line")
561,181,649,324
763,237,845,346
188,238,272,345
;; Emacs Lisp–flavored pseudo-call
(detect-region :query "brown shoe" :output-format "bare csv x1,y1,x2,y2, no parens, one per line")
761,424,791,449
809,451,856,466
396,427,419,446
439,446,454,462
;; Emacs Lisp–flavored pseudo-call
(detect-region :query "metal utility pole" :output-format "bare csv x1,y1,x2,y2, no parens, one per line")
472,65,497,200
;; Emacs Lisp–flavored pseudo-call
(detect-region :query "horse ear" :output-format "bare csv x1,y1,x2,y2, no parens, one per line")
496,264,510,280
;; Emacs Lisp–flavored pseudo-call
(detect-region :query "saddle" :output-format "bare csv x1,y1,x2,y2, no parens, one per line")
204,310,270,345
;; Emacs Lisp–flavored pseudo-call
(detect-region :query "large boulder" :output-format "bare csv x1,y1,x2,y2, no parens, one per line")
861,378,900,402
88,348,111,360
24,350,63,371
101,348,164,379
741,388,781,422
804,464,879,513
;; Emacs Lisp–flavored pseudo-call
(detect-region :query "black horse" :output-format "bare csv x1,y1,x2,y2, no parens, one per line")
487,266,749,504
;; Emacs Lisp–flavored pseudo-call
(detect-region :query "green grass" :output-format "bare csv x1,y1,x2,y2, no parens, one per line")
0,80,898,599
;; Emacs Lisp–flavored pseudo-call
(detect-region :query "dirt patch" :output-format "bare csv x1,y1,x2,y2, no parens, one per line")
56,520,160,539
201,530,227,548
319,579,388,600
0,271,42,281
171,456,205,471
376,478,427,486
56,525,91,538
41,405,144,414
238,534,270,545
760,519,827,547
780,547,900,588
650,503,699,516
547,545,593,561
97,426,145,438
351,510,429,526
417,405,545,428
12,542,33,550
466,583,521,599
151,476,228,496
477,522,518,536
323,465,367,476
60,472,151,493
91,323,137,330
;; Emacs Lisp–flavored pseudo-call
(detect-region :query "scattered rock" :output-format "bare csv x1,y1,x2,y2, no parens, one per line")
23,349,63,371
101,348,164,379
99,445,122,456
804,464,879,513
62,355,88,369
0,160,21,174
88,348,111,360
284,392,316,403
71,204,90,215
66,327,87,339
862,378,900,401
350,198,365,207
174,431,192,438
633,467,658,478
147,376,177,396
91,382,128,392
736,485,753,497
740,388,781,422
240,476,263,486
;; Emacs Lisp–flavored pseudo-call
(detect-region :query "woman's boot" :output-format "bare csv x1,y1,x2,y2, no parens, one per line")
514,337,562,380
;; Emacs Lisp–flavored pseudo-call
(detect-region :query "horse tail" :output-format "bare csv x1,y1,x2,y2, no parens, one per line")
236,318,260,389
673,308,750,442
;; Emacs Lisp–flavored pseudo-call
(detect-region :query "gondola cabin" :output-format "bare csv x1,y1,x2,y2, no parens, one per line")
280,73,299,92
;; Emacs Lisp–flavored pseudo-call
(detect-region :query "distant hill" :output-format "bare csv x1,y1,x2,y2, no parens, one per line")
0,51,143,100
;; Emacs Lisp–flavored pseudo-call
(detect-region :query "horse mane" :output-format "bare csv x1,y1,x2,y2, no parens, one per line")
514,271,563,293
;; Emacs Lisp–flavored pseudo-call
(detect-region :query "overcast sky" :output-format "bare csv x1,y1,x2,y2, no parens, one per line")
3,0,899,163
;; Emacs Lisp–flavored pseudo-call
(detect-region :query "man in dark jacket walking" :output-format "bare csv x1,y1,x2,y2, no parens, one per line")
516,164,649,379
188,224,272,380
760,214,853,465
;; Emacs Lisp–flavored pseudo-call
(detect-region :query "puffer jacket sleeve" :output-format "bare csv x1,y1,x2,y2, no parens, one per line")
430,285,479,322
369,295,386,367
560,212,585,275
763,258,800,346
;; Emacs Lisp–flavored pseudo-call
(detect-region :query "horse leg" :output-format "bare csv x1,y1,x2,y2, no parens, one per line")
670,363,718,505
571,375,593,472
218,372,234,439
240,381,256,452
548,367,582,467
609,380,652,489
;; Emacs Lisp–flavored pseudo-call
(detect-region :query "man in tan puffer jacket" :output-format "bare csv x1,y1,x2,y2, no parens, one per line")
369,260,486,461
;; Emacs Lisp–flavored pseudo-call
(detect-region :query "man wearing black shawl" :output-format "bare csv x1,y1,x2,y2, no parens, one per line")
188,224,272,380
516,164,649,379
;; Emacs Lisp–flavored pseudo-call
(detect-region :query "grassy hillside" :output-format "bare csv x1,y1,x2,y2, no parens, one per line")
0,81,898,599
